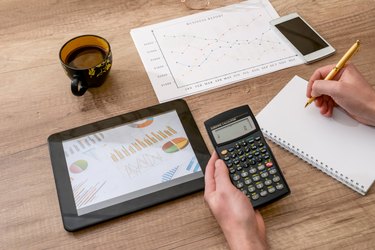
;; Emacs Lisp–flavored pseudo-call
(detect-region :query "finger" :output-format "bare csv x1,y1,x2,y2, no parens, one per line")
326,98,335,117
309,64,336,82
311,80,339,98
204,151,219,195
254,210,266,234
213,159,233,191
307,65,334,97
314,96,323,107
320,101,328,115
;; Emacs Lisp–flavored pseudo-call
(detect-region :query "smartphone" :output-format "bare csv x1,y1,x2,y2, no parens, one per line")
270,13,335,64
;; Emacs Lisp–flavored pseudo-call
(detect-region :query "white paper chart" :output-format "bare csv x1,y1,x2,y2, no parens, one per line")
131,0,303,102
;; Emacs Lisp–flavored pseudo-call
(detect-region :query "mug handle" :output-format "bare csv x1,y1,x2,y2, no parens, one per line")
71,76,87,96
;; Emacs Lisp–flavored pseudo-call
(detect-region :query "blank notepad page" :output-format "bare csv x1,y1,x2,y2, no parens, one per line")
256,75,375,195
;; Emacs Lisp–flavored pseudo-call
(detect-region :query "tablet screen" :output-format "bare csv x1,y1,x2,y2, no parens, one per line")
62,110,202,216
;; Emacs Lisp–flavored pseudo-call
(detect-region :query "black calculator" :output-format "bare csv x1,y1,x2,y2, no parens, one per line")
204,105,290,208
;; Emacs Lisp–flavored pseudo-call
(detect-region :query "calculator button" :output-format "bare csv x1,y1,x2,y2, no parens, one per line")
256,182,264,189
258,142,264,147
256,157,263,163
250,160,256,165
238,150,244,156
236,166,242,171
251,193,260,200
247,154,253,159
241,189,248,195
245,148,251,153
228,147,234,152
263,155,270,160
234,159,240,165
226,162,233,167
241,157,247,162
236,182,244,189
251,145,257,150
260,190,268,197
241,171,249,178
244,178,252,185
264,179,272,185
229,168,236,174
266,162,273,168
231,154,237,159
235,145,240,149
242,142,247,147
276,183,284,190
254,151,260,156
248,185,256,192
255,136,261,141
268,187,276,193
252,175,260,182
248,139,255,144
224,156,230,161
261,149,267,154
257,165,265,171
221,149,228,155
232,174,240,181
249,168,257,174
242,163,249,168
273,176,280,182
269,168,277,174
261,172,268,178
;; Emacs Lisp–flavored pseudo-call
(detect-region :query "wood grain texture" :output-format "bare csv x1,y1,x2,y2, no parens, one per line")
0,0,374,249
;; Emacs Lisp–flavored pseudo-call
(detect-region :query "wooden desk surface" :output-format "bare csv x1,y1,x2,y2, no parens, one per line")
1,0,374,249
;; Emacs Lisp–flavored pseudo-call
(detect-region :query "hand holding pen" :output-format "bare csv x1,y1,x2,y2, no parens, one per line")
305,40,360,107
305,62,375,126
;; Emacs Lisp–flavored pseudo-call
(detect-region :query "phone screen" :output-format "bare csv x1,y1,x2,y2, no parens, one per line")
275,17,328,55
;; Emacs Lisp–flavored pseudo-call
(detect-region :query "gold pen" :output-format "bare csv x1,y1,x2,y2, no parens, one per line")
304,40,361,108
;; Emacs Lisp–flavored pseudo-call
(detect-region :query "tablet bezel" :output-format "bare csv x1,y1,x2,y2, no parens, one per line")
48,99,210,232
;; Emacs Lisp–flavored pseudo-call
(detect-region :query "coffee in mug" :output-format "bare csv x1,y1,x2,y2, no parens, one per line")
59,35,112,96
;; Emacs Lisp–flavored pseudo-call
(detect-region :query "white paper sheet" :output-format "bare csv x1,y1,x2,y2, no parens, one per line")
131,0,303,102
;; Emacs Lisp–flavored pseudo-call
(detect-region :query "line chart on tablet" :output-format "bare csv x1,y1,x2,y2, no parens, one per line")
131,0,303,102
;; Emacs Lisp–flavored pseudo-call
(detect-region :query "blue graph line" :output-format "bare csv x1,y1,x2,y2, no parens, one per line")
186,157,195,171
162,166,179,182
193,163,200,173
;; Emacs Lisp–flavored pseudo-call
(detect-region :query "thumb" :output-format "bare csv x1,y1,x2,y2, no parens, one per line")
311,80,339,98
214,159,233,190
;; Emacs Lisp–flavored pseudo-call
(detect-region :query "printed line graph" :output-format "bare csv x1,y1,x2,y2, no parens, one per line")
163,17,287,75
131,0,303,102
153,11,295,87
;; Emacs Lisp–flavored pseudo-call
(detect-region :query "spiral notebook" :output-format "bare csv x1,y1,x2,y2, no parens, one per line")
256,75,375,195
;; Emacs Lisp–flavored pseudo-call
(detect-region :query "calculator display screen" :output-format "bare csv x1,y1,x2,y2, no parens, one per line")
212,117,256,144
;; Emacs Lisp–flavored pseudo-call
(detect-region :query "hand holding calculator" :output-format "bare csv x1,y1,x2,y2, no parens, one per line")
204,105,290,208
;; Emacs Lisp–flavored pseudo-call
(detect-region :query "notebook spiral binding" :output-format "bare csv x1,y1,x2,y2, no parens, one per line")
261,128,365,195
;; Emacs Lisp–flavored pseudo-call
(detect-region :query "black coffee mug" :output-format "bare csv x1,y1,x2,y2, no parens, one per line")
59,35,112,96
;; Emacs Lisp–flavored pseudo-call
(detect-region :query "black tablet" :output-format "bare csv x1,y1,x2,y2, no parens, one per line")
48,99,210,231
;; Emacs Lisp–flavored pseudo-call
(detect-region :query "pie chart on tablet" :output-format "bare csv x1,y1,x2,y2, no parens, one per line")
129,117,154,128
69,160,88,174
162,137,189,153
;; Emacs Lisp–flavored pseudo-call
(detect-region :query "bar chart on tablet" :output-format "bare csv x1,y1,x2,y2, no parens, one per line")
131,0,303,102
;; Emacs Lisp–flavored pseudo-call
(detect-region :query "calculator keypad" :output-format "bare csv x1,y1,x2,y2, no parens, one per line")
218,134,289,207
